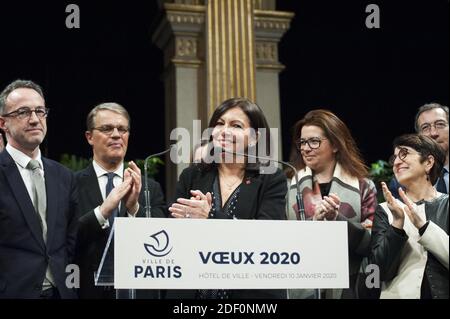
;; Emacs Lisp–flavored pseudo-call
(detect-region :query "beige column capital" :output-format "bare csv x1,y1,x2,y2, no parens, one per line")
153,2,206,69
254,9,294,71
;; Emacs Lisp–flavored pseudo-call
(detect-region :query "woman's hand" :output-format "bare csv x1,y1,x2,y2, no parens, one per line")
169,190,212,219
398,188,426,230
381,182,405,229
313,193,340,221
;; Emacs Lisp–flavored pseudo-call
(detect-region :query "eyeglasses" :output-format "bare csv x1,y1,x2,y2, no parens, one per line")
1,107,49,120
296,137,327,150
389,147,420,166
420,120,448,134
92,125,129,136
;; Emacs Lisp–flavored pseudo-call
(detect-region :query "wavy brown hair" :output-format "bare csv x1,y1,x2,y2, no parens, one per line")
287,109,368,179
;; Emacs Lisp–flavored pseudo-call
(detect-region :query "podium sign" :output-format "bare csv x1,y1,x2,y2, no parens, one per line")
114,218,349,289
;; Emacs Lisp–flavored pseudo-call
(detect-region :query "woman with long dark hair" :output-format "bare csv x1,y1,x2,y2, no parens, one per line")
167,97,287,299
286,109,377,299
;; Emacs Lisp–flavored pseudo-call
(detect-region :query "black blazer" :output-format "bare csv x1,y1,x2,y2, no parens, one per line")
370,194,449,299
173,165,288,220
74,163,166,299
166,165,288,299
0,150,79,299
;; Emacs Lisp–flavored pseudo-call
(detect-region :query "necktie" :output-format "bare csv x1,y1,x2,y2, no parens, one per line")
27,159,47,241
105,172,119,226
27,159,55,287
436,168,448,194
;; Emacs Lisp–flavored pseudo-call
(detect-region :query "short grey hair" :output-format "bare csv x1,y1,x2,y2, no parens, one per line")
0,79,45,115
415,103,449,132
86,102,131,131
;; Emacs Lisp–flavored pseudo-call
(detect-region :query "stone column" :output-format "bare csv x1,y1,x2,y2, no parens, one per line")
206,0,256,115
153,1,206,199
152,0,293,199
254,5,294,159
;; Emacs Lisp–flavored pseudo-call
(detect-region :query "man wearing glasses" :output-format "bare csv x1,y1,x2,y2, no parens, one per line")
0,79,79,298
390,103,449,196
74,102,166,299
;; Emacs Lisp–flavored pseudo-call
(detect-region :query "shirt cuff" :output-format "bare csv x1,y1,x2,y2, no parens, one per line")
127,203,139,217
391,224,407,237
94,206,110,229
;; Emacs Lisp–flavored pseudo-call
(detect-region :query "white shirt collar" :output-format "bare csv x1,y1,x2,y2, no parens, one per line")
6,144,43,169
92,159,124,179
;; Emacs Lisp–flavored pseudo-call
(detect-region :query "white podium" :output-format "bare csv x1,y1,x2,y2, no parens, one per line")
104,218,349,291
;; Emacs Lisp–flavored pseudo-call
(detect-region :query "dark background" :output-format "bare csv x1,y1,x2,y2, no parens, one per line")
1,1,448,191
278,1,449,164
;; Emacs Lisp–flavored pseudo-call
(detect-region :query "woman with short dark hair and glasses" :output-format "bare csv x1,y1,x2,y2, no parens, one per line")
286,109,377,299
370,134,448,299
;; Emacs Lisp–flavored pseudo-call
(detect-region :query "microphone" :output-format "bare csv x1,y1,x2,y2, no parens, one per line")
221,147,305,221
144,144,177,218
221,147,318,298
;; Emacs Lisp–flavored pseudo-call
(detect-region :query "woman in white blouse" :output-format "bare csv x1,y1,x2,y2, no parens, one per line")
371,134,448,299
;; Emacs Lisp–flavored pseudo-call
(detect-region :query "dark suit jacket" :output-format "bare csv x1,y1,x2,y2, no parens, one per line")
165,165,288,299
0,150,79,299
74,163,166,299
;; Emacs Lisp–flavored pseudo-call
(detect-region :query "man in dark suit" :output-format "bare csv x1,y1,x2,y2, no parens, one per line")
389,103,449,196
74,102,166,299
0,79,79,299
0,130,4,152
415,103,449,194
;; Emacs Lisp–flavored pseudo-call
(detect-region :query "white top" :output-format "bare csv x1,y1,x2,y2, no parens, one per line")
380,199,449,299
6,144,44,206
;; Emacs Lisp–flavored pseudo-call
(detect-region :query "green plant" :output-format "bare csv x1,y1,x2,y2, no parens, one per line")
369,160,393,202
133,157,164,178
59,154,164,178
60,153,91,172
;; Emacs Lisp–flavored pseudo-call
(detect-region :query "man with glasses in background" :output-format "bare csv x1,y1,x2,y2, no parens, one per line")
74,102,166,299
0,79,79,298
390,103,449,196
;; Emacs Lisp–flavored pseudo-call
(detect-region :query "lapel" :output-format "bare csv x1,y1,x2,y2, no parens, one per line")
235,170,261,219
119,199,127,217
79,163,103,208
80,163,127,217
185,167,262,219
192,168,216,195
331,163,360,191
42,158,58,247
0,151,45,250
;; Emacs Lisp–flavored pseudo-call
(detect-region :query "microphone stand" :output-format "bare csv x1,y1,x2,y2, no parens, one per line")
142,144,176,300
222,148,320,299
144,145,175,218
222,149,305,220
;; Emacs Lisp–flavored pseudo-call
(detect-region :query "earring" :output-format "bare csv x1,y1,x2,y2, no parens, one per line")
426,172,430,181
